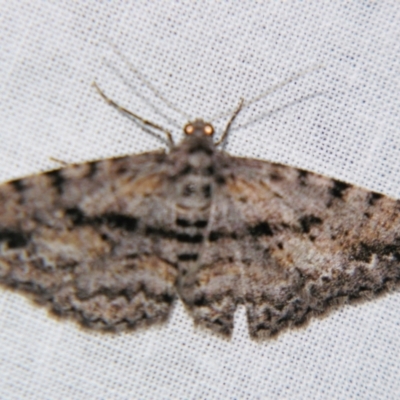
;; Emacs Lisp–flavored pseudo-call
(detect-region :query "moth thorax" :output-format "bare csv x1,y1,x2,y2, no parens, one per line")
186,152,213,170
175,174,213,211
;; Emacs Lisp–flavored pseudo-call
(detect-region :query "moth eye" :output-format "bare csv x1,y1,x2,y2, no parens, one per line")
184,124,195,135
203,124,214,136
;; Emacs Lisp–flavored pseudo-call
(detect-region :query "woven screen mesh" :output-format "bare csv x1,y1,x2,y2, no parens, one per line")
1,2,400,399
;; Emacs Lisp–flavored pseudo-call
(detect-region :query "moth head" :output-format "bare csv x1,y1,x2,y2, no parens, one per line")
184,120,214,138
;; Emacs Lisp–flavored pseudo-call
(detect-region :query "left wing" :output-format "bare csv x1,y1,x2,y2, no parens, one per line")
0,152,178,332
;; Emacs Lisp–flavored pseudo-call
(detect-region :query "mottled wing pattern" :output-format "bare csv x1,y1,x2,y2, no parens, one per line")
221,156,400,338
0,152,178,331
2,122,399,340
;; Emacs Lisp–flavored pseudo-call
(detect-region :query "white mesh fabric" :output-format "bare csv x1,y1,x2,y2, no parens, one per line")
1,1,400,399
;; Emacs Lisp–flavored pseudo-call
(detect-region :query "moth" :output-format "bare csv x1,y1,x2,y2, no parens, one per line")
0,82,399,340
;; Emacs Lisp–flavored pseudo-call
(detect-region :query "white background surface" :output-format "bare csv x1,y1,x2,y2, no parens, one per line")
1,1,400,399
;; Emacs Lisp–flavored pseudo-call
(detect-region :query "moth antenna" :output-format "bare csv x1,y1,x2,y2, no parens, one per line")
107,40,191,121
101,59,182,131
93,81,174,146
238,90,323,131
209,63,325,122
215,99,244,146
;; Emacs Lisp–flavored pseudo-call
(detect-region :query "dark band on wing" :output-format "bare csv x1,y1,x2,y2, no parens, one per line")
76,286,175,305
368,192,383,206
145,227,175,239
100,214,138,231
45,170,65,194
249,222,274,237
0,229,30,249
85,161,98,178
65,207,138,232
208,231,238,242
330,180,351,199
297,169,308,186
65,207,86,225
208,221,274,242
10,179,26,193
352,240,400,263
299,215,322,234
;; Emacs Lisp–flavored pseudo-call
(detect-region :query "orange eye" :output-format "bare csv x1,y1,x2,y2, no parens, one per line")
203,124,214,136
184,124,194,135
